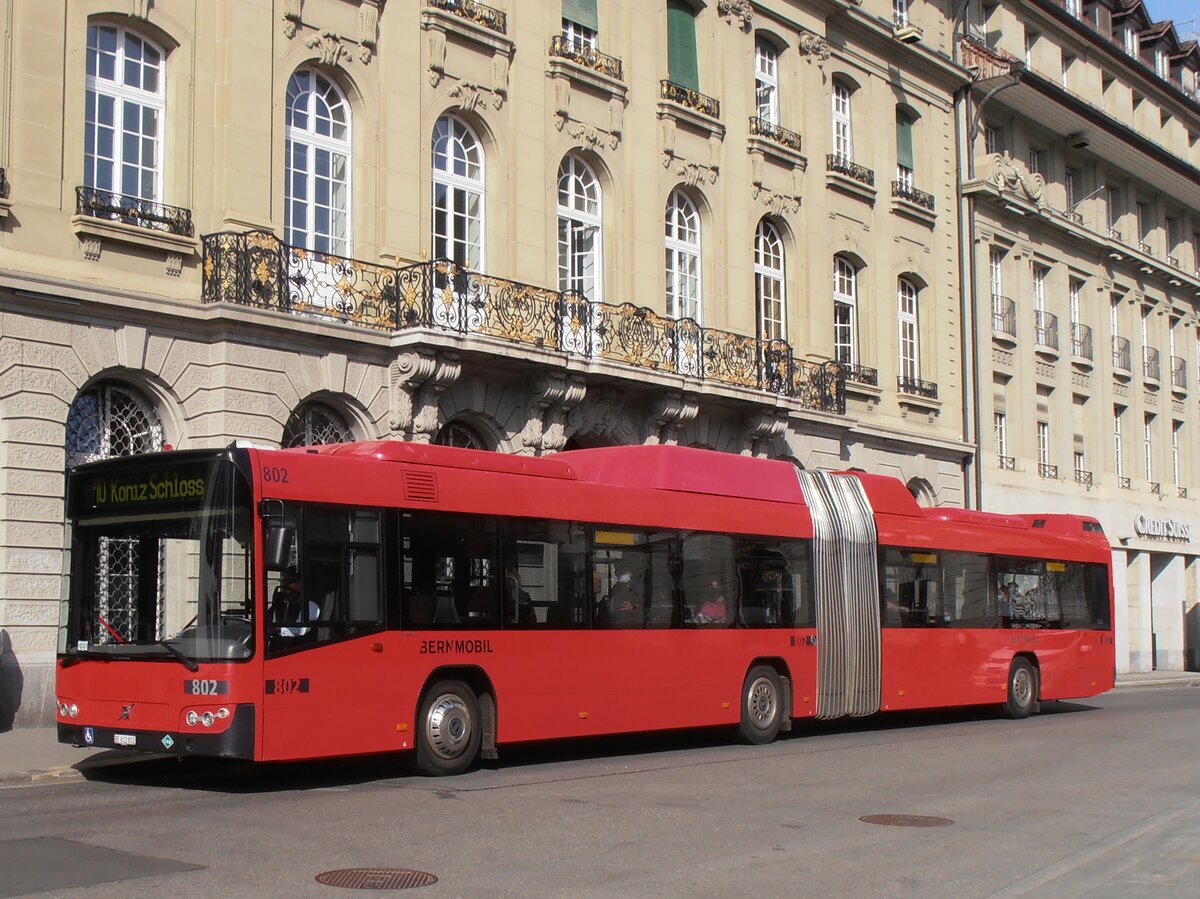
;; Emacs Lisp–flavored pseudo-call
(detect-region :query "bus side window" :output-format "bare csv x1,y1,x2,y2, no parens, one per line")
736,538,811,628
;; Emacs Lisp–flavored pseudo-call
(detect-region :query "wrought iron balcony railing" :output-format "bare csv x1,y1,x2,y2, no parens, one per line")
748,117,802,153
1070,322,1093,360
1038,463,1058,479
0,166,8,199
1138,240,1152,255
844,363,879,386
1113,335,1131,372
660,80,720,118
427,0,506,34
1171,356,1187,391
1168,254,1180,268
1149,481,1162,495
1143,346,1161,382
992,295,1016,339
75,186,194,237
998,455,1016,471
549,35,623,80
897,375,938,399
827,154,875,186
891,181,935,210
1118,476,1132,490
1052,206,1083,225
1179,486,1189,499
1034,310,1059,351
1074,469,1093,486
201,230,848,414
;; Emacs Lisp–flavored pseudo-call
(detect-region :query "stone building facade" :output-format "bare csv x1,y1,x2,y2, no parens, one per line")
0,0,973,726
959,0,1200,673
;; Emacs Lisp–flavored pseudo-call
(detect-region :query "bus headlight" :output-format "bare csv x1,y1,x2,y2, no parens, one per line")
186,711,199,727
69,704,78,719
200,711,214,728
216,707,230,719
58,702,69,718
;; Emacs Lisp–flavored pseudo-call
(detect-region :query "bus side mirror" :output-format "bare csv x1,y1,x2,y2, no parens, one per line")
265,525,294,571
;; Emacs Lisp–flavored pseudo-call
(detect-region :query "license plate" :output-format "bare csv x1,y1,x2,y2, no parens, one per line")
113,733,136,747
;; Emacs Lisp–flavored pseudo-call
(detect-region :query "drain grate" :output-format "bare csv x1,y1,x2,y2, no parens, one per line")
315,868,438,890
859,814,954,828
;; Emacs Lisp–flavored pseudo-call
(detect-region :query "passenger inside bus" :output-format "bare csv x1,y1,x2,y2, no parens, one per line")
606,560,643,627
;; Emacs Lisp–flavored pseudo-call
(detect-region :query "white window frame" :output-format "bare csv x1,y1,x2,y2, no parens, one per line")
557,155,603,302
754,39,779,125
1144,413,1154,482
833,256,858,366
754,220,785,341
897,277,919,381
85,24,165,202
1124,28,1139,57
1172,421,1182,486
995,411,1008,458
665,190,702,323
832,81,853,162
989,248,1004,298
1033,264,1048,315
1037,420,1051,469
893,0,909,28
1074,450,1086,479
432,114,486,270
1069,278,1082,327
562,18,597,51
285,69,352,256
1114,405,1125,478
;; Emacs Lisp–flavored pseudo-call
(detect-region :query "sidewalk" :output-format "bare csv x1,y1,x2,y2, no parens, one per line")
2,671,1196,788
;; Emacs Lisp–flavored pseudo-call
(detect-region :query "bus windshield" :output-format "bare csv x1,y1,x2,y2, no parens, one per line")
61,449,255,665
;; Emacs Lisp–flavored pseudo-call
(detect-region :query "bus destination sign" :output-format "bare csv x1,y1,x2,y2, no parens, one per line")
69,455,213,517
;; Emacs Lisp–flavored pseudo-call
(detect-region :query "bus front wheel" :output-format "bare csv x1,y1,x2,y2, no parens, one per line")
415,680,481,776
739,666,783,745
1003,658,1038,720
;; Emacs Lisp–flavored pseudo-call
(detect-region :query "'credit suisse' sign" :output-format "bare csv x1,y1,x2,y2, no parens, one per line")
1133,514,1193,542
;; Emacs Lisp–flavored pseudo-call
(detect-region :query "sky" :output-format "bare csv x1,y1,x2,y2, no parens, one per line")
1145,0,1200,38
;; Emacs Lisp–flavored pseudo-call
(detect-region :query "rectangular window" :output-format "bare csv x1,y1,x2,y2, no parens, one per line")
896,111,914,188
994,411,1008,457
1064,167,1076,210
1069,277,1082,326
1074,450,1086,479
882,547,943,627
984,125,999,155
754,40,779,124
998,559,1108,629
1172,421,1183,486
832,82,853,161
1062,53,1074,88
562,0,599,47
989,248,1004,297
667,0,700,92
893,0,910,28
1144,413,1155,482
1114,405,1125,478
1033,264,1048,314
1024,31,1037,67
1037,420,1050,470
1028,147,1044,175
737,538,812,627
1107,186,1121,233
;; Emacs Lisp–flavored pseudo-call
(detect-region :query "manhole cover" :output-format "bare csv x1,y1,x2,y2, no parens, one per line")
314,868,438,890
859,814,954,828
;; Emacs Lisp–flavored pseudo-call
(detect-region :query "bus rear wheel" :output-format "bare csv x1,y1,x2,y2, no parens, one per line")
1003,658,1038,720
739,666,783,745
415,680,481,776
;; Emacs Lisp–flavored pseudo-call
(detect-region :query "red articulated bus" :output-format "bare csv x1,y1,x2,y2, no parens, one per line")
57,441,1114,775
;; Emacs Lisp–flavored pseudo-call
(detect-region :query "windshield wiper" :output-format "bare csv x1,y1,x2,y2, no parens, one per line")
157,639,200,672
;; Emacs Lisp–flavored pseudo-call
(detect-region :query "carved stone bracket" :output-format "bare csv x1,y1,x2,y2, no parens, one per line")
305,31,351,67
129,0,152,20
665,156,720,186
389,348,462,443
797,30,832,62
358,0,382,63
718,0,753,31
448,80,504,112
751,182,802,217
987,152,1045,206
283,0,303,38
644,392,699,445
742,408,788,457
518,372,587,455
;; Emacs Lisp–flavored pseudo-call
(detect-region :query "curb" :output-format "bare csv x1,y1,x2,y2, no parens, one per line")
1114,678,1200,689
0,766,83,788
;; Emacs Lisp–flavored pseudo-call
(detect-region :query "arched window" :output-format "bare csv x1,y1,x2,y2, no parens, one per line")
754,38,779,125
65,382,166,644
755,220,785,341
557,155,603,301
285,69,352,255
66,382,164,468
831,79,853,163
665,190,701,322
897,277,920,382
282,401,354,447
85,24,164,202
833,256,858,366
435,420,488,450
432,115,485,269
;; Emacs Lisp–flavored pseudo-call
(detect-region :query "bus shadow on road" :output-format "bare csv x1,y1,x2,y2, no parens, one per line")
72,699,1099,794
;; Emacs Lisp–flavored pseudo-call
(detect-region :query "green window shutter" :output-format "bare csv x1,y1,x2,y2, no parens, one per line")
667,0,700,91
896,113,915,169
563,0,599,31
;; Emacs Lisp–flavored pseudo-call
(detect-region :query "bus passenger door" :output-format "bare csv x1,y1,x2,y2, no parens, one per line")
261,506,397,761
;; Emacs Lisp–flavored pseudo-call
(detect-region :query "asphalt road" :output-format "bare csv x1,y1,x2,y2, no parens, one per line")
1,686,1197,898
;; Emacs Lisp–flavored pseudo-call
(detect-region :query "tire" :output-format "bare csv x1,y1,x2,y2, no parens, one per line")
1003,658,1037,720
739,666,784,745
414,680,481,776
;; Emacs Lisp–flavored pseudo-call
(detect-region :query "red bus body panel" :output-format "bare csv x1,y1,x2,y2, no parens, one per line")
57,443,1115,763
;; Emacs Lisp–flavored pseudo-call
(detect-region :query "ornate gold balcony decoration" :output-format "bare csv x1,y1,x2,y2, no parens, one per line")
660,80,720,119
